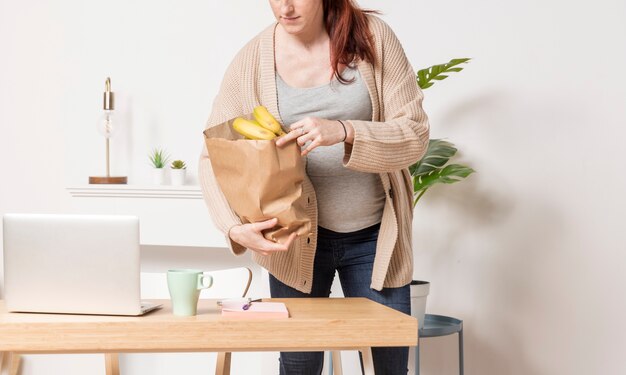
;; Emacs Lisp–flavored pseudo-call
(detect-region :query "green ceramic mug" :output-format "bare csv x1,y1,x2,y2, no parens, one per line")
167,269,213,316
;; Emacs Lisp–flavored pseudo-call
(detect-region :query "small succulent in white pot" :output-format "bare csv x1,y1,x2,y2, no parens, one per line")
148,148,170,185
148,148,169,168
170,159,187,186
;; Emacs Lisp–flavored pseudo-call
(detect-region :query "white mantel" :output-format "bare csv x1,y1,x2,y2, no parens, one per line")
66,185,226,248
67,185,203,199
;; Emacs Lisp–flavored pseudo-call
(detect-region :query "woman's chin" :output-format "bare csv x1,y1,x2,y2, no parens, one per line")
279,22,305,35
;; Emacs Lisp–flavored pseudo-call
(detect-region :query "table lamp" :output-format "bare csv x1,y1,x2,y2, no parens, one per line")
89,77,127,184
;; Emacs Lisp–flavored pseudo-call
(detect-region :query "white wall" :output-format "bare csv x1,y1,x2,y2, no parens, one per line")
1,0,625,374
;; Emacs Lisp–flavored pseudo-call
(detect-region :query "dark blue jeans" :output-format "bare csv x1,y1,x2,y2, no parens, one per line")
269,223,411,375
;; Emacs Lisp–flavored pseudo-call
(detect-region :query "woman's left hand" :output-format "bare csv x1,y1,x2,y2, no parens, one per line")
275,117,348,156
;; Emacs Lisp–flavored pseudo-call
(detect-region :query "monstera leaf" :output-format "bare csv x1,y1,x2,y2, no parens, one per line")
417,58,471,90
411,139,475,205
410,139,458,176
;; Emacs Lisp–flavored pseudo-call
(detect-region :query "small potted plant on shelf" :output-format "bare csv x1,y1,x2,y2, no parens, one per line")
409,58,476,330
170,160,187,186
148,148,170,185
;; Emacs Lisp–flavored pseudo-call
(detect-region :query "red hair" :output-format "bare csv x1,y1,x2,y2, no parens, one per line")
323,0,379,84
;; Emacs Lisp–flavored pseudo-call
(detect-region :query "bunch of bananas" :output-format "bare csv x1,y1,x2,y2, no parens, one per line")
232,106,287,140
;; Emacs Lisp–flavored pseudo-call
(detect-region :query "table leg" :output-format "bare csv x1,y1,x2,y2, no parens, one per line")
104,353,120,375
0,352,5,375
215,352,231,375
458,329,464,375
359,348,375,375
331,351,343,375
11,353,21,375
416,342,420,375
0,352,21,375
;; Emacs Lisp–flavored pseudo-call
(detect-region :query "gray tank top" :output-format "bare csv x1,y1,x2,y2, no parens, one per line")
276,66,385,233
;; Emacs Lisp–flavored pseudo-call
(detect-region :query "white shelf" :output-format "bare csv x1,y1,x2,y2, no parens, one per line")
67,185,203,199
66,184,226,248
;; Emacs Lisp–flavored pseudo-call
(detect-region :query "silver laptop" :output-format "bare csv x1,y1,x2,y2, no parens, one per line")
3,213,161,316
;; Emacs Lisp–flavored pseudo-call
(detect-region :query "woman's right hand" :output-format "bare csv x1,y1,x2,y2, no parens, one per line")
228,218,297,256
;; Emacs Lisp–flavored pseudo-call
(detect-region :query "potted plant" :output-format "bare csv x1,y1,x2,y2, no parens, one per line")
148,148,170,185
170,160,187,186
409,58,476,330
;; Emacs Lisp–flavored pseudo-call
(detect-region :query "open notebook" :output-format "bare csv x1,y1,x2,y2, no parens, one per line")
220,301,289,319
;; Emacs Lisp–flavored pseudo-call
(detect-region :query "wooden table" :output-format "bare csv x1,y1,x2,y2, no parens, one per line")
0,298,417,375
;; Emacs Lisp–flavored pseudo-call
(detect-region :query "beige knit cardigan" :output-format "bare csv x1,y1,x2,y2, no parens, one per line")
199,15,430,293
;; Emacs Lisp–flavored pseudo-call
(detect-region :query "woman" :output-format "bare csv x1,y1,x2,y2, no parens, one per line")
199,0,430,373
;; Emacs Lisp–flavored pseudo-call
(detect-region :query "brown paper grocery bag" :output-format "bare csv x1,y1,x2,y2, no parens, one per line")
203,116,311,245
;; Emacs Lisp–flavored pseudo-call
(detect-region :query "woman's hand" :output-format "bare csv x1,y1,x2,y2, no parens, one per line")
228,218,297,256
275,117,351,156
